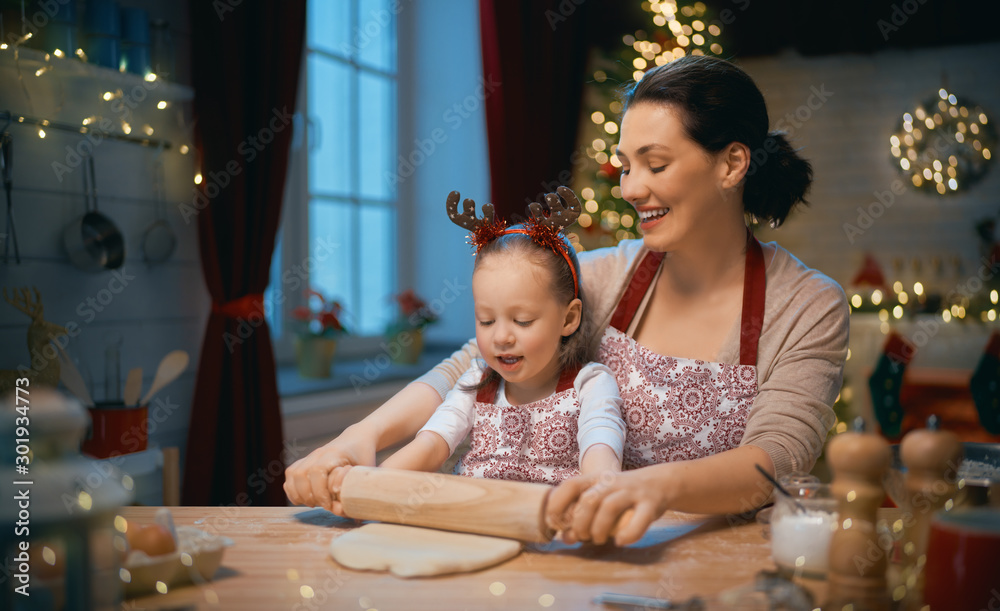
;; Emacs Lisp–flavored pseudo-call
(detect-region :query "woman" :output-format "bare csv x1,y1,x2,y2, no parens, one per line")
284,55,849,546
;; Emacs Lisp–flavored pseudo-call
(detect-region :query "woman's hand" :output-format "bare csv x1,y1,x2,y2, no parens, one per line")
284,426,376,514
545,466,674,546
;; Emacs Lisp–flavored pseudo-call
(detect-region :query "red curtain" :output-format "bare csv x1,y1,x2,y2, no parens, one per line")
479,0,596,221
182,0,306,506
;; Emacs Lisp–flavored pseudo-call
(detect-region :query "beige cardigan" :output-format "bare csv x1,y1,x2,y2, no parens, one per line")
416,239,850,478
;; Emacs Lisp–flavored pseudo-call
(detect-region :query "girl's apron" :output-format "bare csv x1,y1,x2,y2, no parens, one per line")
598,236,765,470
456,366,583,484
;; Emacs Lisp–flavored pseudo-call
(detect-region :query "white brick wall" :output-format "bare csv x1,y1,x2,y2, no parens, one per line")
743,43,1000,297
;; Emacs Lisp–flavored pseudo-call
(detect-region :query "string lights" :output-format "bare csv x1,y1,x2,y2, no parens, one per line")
0,44,188,152
890,89,996,195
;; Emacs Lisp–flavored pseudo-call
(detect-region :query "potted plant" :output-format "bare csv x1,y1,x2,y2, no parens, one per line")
290,290,348,378
385,289,438,364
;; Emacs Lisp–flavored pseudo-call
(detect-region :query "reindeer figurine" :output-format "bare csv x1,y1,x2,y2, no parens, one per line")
0,287,68,397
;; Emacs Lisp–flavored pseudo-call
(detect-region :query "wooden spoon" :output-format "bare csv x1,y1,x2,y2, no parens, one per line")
140,350,189,406
123,367,143,406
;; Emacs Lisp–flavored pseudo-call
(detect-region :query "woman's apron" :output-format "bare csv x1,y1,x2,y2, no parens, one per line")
455,366,583,484
598,236,765,470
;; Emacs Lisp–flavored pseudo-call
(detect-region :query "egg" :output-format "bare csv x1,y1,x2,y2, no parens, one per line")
126,522,177,557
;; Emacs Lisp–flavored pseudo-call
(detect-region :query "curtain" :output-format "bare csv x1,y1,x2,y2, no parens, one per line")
182,0,306,506
479,0,595,221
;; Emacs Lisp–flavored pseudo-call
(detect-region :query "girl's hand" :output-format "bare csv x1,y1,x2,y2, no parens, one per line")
545,466,674,546
284,427,376,514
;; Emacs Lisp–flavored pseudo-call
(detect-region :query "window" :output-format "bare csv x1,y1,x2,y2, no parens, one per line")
269,0,399,359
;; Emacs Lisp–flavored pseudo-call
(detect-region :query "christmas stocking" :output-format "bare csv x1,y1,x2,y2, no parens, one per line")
869,332,916,438
970,331,1000,434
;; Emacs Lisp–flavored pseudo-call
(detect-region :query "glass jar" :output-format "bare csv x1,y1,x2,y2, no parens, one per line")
769,476,839,579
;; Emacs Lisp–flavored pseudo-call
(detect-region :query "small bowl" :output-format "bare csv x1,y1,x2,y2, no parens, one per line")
122,526,233,597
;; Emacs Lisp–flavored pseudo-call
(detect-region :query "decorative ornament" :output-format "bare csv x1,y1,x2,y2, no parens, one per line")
868,332,916,439
0,287,68,396
890,89,996,195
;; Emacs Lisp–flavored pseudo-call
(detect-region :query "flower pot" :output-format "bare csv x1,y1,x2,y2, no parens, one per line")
387,327,424,365
294,336,337,378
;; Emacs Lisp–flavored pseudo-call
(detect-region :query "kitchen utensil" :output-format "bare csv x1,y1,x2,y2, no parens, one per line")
82,401,148,458
63,154,125,272
754,464,807,513
142,157,176,264
1,130,20,264
54,343,94,406
104,331,122,402
897,416,964,605
339,466,634,544
826,423,892,609
139,349,189,405
593,592,705,610
124,366,143,406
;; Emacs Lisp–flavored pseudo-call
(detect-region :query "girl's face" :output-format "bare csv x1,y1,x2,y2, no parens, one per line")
616,102,737,252
472,253,581,399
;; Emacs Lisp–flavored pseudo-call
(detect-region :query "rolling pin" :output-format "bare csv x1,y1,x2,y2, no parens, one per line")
340,466,628,543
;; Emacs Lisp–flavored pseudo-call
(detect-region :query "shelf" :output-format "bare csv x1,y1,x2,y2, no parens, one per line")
0,45,193,101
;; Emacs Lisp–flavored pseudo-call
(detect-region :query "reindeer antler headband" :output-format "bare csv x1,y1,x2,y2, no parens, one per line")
446,186,582,298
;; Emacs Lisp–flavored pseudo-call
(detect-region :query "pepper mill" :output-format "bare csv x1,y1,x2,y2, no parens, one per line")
899,415,964,609
826,418,892,611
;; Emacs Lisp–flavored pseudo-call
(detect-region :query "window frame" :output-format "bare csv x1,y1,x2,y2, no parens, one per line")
271,0,406,365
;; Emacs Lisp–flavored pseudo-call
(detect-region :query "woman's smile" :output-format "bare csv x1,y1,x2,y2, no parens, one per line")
635,206,670,229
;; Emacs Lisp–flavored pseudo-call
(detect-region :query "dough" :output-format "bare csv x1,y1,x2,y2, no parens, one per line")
329,523,522,578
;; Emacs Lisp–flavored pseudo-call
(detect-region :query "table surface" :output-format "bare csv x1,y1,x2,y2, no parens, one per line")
121,505,830,611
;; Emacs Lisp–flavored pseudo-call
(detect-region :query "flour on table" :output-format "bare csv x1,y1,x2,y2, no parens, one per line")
329,523,522,578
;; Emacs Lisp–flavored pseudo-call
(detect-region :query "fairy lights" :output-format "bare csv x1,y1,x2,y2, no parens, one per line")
889,89,996,195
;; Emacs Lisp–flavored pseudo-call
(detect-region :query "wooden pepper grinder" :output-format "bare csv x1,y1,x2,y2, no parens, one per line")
899,415,964,609
826,418,892,611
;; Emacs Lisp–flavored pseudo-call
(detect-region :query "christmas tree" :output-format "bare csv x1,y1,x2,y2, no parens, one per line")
568,1,726,251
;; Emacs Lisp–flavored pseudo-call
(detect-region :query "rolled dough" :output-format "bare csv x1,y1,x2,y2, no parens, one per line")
329,523,522,578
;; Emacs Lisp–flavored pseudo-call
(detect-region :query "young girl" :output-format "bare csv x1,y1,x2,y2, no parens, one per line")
378,187,625,483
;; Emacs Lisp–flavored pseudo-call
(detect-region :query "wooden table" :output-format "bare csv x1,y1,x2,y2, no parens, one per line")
122,506,821,610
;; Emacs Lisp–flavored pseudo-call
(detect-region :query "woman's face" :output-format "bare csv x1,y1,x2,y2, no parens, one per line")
616,102,736,252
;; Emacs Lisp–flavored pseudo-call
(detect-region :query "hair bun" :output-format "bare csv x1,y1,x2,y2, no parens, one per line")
743,131,812,227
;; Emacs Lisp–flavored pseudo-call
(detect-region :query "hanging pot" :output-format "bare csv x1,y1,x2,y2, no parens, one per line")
63,154,125,272
141,157,176,264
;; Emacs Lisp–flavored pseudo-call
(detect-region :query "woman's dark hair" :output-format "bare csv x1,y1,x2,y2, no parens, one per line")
463,228,593,393
622,55,812,227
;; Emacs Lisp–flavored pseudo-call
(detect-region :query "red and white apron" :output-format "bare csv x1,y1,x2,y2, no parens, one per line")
456,366,583,485
598,235,766,470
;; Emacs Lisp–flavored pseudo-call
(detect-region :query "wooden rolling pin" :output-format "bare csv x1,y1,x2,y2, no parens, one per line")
340,467,629,543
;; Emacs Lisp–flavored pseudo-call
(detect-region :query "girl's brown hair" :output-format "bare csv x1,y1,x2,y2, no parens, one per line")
464,228,593,393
